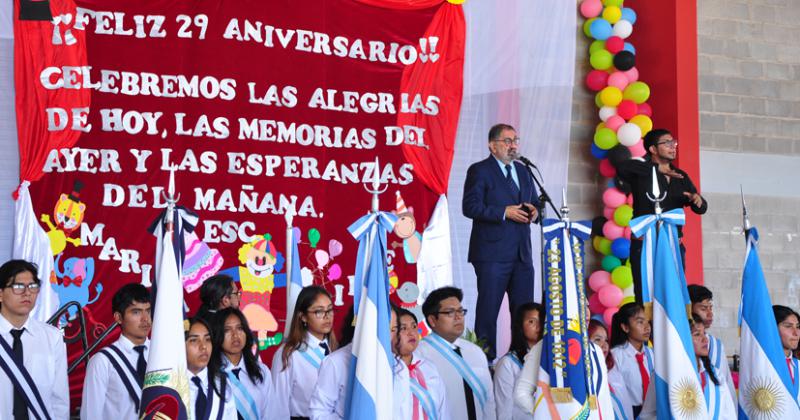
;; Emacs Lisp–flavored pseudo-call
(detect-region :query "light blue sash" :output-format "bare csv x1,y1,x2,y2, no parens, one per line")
701,368,721,420
226,369,259,420
409,375,438,420
507,352,523,370
424,333,488,409
299,345,325,370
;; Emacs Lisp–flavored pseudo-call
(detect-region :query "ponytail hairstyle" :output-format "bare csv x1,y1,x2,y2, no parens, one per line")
282,286,338,369
609,302,645,348
690,313,719,385
211,307,264,384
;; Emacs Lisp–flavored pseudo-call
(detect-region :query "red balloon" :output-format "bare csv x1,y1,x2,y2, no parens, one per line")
589,293,605,314
586,70,609,91
637,102,653,117
599,158,617,178
617,100,638,120
606,36,624,54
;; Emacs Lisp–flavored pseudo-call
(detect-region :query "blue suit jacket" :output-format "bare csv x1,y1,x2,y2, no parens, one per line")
462,156,541,263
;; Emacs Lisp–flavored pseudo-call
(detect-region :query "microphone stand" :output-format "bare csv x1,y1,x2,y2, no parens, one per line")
519,161,560,302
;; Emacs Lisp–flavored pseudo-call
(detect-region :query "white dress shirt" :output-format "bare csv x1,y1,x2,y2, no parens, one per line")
0,313,69,420
607,364,634,420
271,332,330,417
416,336,496,420
609,341,653,406
80,335,149,419
309,343,352,420
494,351,533,420
223,355,286,420
406,353,452,420
707,332,737,411
189,367,238,420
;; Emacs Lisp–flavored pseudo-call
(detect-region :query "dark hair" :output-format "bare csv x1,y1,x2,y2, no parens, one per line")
0,259,40,288
773,305,800,325
339,305,356,347
588,319,615,370
185,316,227,397
210,307,264,384
199,275,235,312
687,285,713,304
509,303,544,362
488,123,516,142
112,283,151,315
422,286,463,323
282,286,337,368
610,302,645,348
690,313,719,385
643,128,671,151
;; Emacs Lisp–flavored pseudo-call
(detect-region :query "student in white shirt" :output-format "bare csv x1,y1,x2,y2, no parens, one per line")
773,305,800,404
0,259,69,420
81,283,152,419
197,275,242,321
416,286,496,420
309,306,355,420
608,302,652,419
396,308,451,420
272,286,337,420
688,285,737,409
186,316,238,420
589,319,633,420
211,307,284,420
494,302,543,420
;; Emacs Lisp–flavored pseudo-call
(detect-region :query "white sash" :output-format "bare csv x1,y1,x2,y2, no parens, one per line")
0,334,52,420
423,334,488,409
226,369,259,420
100,345,142,410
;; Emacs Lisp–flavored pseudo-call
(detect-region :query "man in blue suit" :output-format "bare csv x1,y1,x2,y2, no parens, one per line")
462,123,541,362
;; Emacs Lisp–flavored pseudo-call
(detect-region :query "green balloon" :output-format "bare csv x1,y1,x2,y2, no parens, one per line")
620,296,636,306
623,81,651,104
594,128,619,150
611,266,633,289
598,237,612,256
601,255,622,272
603,0,624,7
613,204,634,227
589,40,606,55
590,50,614,70
595,92,604,108
308,228,321,248
583,18,597,38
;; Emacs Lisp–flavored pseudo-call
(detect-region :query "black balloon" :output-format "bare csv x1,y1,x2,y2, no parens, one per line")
613,51,636,71
607,144,632,168
614,177,632,195
591,216,607,237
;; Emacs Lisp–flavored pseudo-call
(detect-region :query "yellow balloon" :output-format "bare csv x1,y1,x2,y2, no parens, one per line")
599,86,623,107
596,121,607,130
602,6,622,24
629,115,653,135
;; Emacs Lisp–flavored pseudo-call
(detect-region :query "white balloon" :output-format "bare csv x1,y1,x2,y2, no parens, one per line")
599,106,617,122
612,20,633,39
617,122,642,146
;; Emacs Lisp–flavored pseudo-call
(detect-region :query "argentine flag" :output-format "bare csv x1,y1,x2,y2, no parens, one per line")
344,211,397,420
651,217,708,419
738,227,800,418
284,227,303,336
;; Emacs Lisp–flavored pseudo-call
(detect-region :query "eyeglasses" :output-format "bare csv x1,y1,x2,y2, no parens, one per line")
307,308,335,320
228,291,242,298
7,283,41,295
656,139,678,148
493,137,520,146
437,308,468,318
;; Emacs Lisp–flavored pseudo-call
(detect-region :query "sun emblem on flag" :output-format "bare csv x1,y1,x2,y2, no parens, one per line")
670,377,705,419
742,377,785,419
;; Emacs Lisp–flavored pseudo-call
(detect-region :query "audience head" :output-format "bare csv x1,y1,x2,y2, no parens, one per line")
395,308,419,361
338,305,356,347
283,286,337,368
423,287,466,343
773,305,800,356
588,319,610,358
688,285,714,328
199,275,240,312
0,260,41,321
112,283,152,344
211,307,263,384
610,302,650,349
389,303,400,352
689,313,709,358
643,128,676,163
185,316,213,375
487,123,519,164
509,302,544,361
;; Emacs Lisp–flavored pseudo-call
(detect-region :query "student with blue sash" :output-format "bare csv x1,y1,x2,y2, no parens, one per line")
494,302,543,420
688,285,737,410
187,316,237,420
0,259,69,420
608,303,653,418
211,307,284,420
272,286,337,420
81,283,152,419
416,287,496,420
773,305,800,405
309,306,355,420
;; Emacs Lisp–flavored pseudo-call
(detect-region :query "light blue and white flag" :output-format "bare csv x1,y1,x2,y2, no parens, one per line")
651,210,708,419
738,227,800,418
344,211,398,420
284,227,303,336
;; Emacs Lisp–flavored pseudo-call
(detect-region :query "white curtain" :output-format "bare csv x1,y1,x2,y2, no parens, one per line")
449,0,576,355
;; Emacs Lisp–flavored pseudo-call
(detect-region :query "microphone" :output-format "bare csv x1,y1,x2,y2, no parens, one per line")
516,155,538,169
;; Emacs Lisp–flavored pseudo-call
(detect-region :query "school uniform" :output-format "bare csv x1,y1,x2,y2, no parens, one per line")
787,355,800,406
0,314,69,420
607,364,634,420
416,333,496,420
309,343,352,420
223,355,286,420
272,333,331,418
639,361,736,420
609,341,653,416
80,335,150,419
707,332,737,410
189,367,238,420
406,353,451,420
493,352,533,420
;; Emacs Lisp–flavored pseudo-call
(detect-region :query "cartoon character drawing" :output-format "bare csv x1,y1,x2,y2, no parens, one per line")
40,180,86,255
51,255,103,321
182,231,224,293
238,234,279,341
390,191,422,264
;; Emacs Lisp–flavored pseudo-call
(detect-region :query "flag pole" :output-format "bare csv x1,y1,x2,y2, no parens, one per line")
284,206,296,336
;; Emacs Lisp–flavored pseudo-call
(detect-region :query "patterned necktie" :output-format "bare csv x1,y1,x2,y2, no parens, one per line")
409,361,428,420
232,367,241,380
133,345,147,386
635,352,650,400
192,376,208,420
11,329,29,420
454,347,477,420
319,341,330,356
504,164,520,196
788,358,795,384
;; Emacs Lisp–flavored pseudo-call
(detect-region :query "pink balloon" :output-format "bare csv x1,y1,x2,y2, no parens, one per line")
328,239,343,258
607,71,629,90
623,67,639,83
314,249,330,269
598,284,624,308
637,102,653,117
589,293,605,314
603,220,625,240
605,36,624,54
626,194,634,205
599,159,616,178
602,188,627,208
580,0,603,18
605,115,625,131
628,140,646,157
623,226,632,239
617,100,638,120
589,270,612,292
604,206,615,220
604,306,619,327
586,70,609,91
327,263,342,281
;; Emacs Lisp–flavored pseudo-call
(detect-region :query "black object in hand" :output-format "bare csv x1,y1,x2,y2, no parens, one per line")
519,204,533,216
